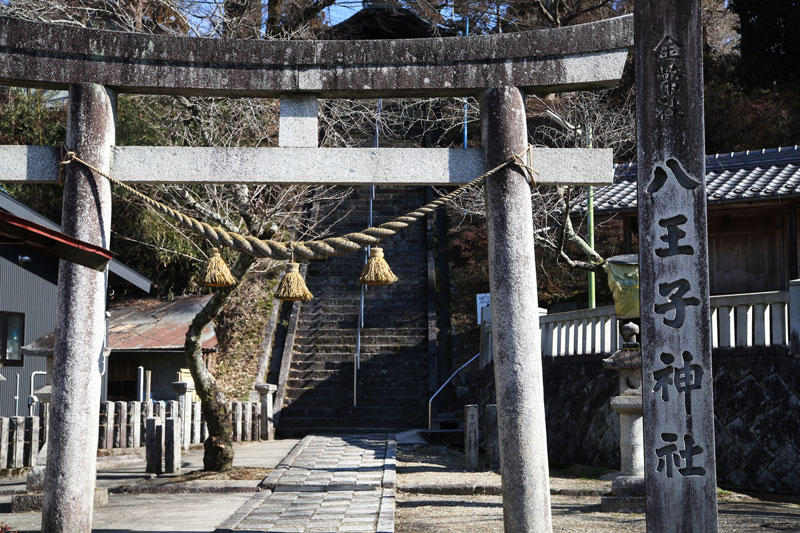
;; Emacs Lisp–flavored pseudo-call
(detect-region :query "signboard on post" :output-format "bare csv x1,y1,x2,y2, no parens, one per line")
476,293,491,324
635,0,719,530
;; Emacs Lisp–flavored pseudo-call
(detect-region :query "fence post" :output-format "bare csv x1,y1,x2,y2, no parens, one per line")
243,402,252,441
145,417,163,475
255,383,277,440
9,417,24,468
484,404,500,471
172,381,193,451
0,418,9,468
790,280,800,354
23,416,39,467
39,403,49,447
127,402,138,448
252,403,259,442
115,401,127,449
191,402,201,444
233,402,242,442
164,418,181,474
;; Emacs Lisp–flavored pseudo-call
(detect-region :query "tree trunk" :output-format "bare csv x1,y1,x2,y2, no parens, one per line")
184,253,255,471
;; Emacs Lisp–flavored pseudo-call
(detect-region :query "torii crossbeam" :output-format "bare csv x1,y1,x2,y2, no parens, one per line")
0,14,632,533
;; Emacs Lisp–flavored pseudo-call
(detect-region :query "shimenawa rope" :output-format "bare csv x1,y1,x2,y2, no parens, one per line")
58,145,538,262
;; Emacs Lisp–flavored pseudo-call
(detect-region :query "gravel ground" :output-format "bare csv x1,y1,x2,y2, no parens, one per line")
395,444,800,532
396,492,800,532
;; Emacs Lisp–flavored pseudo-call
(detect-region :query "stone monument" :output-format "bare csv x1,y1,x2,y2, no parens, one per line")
636,0,719,530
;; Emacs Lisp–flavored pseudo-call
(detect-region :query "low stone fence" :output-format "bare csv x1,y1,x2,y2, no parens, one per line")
98,399,273,453
0,385,278,475
0,412,48,470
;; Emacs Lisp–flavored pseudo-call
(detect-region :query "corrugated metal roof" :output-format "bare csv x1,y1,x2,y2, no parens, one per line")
108,295,217,351
578,146,800,213
22,295,216,355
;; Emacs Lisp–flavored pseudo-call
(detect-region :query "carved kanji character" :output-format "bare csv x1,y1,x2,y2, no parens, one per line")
656,433,680,478
654,279,700,328
678,434,706,477
647,158,701,194
656,214,694,257
653,352,675,401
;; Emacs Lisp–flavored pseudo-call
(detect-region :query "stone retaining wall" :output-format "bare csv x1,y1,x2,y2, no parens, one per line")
538,347,800,494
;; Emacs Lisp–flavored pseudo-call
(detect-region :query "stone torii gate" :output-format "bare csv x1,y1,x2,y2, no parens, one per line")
0,14,632,532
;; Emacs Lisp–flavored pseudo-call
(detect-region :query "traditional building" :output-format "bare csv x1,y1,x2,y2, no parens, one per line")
0,191,150,416
586,146,800,295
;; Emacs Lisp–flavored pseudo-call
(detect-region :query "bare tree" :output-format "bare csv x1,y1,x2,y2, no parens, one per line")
446,88,635,271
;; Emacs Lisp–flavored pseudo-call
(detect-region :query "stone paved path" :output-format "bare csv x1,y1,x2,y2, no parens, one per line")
217,434,396,533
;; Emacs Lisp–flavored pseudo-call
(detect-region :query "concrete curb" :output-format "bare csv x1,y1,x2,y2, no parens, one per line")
382,435,397,489
214,489,272,533
113,480,259,495
396,484,611,497
376,487,396,533
259,435,312,490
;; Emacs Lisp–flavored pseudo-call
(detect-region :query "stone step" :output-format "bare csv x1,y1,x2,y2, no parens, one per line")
277,417,423,431
288,366,428,379
279,405,424,418
290,351,428,363
285,388,426,402
290,360,429,372
293,339,426,350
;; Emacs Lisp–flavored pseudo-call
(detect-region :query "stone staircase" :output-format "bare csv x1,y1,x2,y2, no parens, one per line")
277,186,431,436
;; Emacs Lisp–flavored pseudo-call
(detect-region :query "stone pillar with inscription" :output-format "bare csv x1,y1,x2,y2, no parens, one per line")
635,0,719,531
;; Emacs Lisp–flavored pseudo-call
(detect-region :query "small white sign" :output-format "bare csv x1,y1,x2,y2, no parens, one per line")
476,293,491,324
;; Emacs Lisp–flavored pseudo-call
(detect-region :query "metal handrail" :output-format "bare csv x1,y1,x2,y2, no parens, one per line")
428,352,480,430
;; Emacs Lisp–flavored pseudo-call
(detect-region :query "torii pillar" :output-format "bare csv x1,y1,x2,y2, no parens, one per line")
483,87,552,532
43,83,114,532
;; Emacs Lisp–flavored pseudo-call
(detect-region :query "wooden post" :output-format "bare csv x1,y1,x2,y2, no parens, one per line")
43,83,114,533
482,87,552,532
636,0,719,530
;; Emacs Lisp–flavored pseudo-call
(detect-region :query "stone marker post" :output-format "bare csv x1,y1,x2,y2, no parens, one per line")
482,87,552,532
43,83,114,533
464,405,479,471
636,0,719,530
255,383,277,440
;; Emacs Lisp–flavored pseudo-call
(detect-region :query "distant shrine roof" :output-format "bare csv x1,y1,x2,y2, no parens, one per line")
577,146,800,214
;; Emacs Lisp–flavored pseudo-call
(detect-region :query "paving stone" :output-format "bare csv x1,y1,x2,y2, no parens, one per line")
224,435,396,533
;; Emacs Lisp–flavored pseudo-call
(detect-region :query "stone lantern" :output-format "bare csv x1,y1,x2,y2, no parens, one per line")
600,254,645,513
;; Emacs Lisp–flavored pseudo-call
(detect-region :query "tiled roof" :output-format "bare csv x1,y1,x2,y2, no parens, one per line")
579,146,800,214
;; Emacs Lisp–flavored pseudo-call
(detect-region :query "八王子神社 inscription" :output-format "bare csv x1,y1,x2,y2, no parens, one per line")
636,0,719,531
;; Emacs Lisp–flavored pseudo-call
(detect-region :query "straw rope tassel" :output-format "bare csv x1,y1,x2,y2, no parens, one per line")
359,247,398,285
274,262,313,301
203,247,237,287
